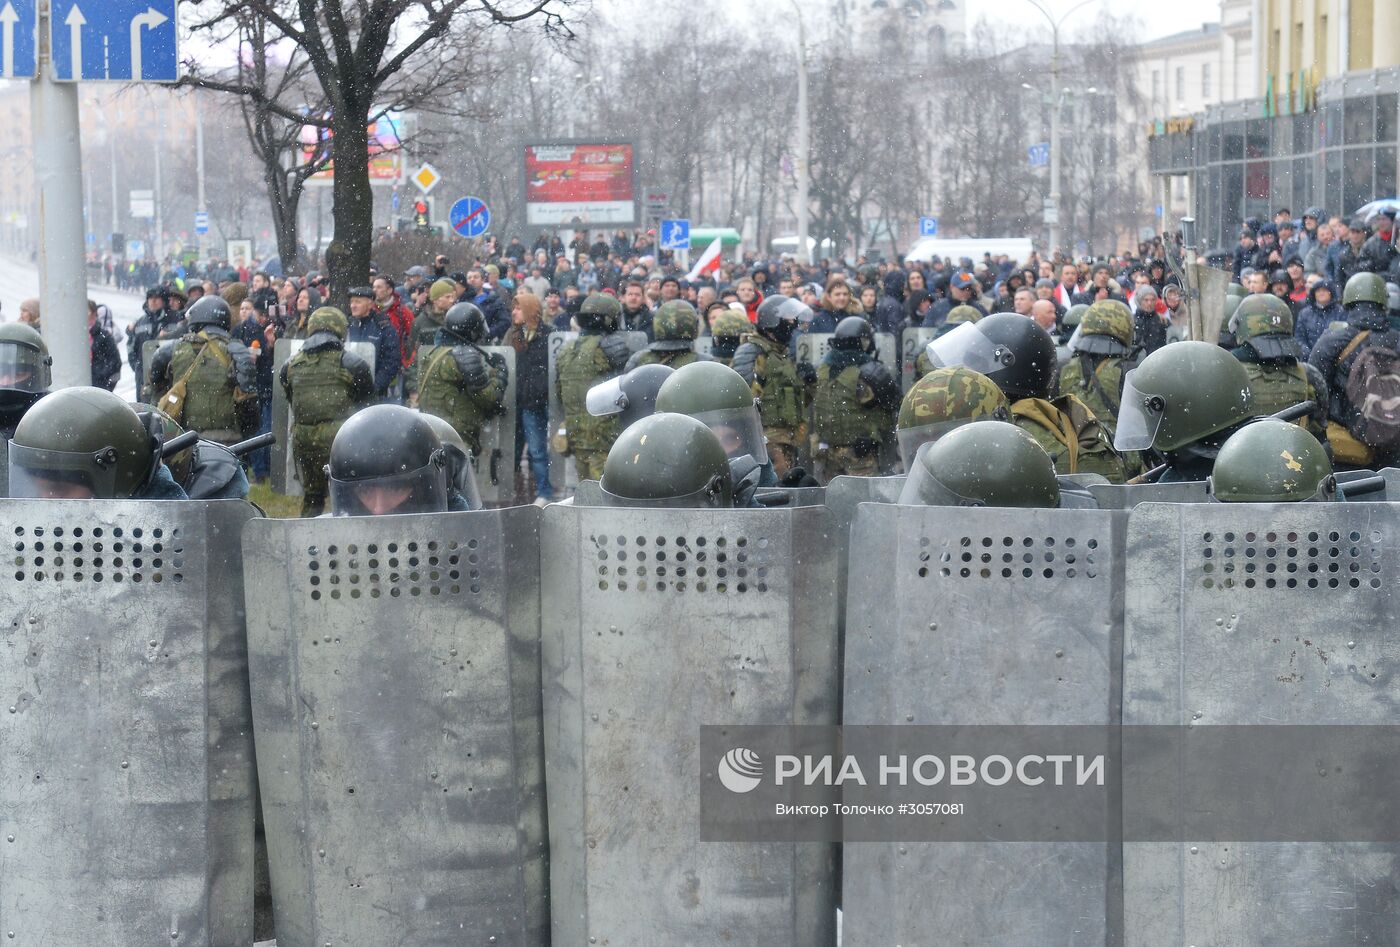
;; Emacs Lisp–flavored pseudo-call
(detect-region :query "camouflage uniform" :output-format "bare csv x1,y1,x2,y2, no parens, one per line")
812,352,899,480
730,332,811,476
914,305,984,382
1057,300,1135,438
1010,394,1127,483
149,326,258,445
709,311,753,366
555,293,632,481
897,367,1009,447
1230,295,1329,442
625,300,710,372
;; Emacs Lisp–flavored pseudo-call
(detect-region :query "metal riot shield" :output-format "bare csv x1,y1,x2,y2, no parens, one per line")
1123,502,1400,943
796,331,897,372
843,502,1127,942
0,438,7,497
0,499,258,944
244,508,548,945
755,485,827,506
270,338,376,495
541,504,839,944
545,331,647,498
827,475,906,651
141,338,176,402
694,335,713,357
1192,262,1230,343
900,327,936,392
1089,480,1209,509
476,345,517,506
570,479,606,506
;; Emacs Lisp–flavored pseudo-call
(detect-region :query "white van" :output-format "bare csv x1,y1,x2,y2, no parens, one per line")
903,237,1035,265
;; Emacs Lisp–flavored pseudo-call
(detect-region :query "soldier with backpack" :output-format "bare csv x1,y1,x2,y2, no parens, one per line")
148,295,259,447
1229,293,1329,443
1308,272,1400,469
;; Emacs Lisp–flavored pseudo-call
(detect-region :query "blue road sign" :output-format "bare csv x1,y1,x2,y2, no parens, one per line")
449,196,490,239
919,217,939,238
0,1,38,79
51,0,179,82
660,218,690,251
1028,142,1050,168
194,210,209,234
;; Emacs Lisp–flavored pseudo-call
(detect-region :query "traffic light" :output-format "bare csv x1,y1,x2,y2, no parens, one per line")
414,200,429,231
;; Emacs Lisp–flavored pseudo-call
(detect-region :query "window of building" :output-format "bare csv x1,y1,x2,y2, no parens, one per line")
1201,63,1212,100
1316,15,1328,72
1175,66,1185,102
1151,70,1160,108
1377,148,1397,206
1378,93,1397,143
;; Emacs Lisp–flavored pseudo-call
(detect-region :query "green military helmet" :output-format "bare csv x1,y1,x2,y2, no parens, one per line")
652,300,701,350
132,401,193,485
419,412,482,509
1226,282,1248,299
578,291,623,331
599,412,734,508
185,294,232,331
307,306,349,339
711,310,752,340
896,366,1010,465
654,360,767,464
1221,292,1243,334
1343,271,1388,308
1114,341,1253,454
899,420,1059,508
1209,418,1336,502
10,387,160,499
1076,299,1133,355
1062,303,1089,331
946,304,983,326
1232,292,1303,360
0,322,52,394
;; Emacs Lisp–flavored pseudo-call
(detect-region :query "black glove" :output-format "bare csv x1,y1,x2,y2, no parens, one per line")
796,361,817,385
455,346,490,391
600,332,631,370
780,467,820,488
858,360,901,410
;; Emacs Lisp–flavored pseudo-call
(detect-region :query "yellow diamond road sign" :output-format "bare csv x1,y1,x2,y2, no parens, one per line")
411,163,441,195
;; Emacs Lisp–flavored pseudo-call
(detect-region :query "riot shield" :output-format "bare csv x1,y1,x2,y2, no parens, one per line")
545,330,647,498
478,345,517,506
843,501,1127,942
270,338,376,495
141,338,176,402
244,507,548,945
0,499,258,944
1089,480,1208,509
540,504,839,944
1123,502,1400,942
571,481,826,509
900,327,936,392
694,336,713,357
570,479,606,506
827,475,906,651
796,331,897,372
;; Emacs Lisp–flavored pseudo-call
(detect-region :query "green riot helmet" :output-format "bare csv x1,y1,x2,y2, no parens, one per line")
587,363,675,430
1233,293,1303,359
185,294,232,330
419,412,483,510
1209,418,1336,502
831,315,875,353
599,412,734,508
326,404,449,516
1221,293,1243,335
1226,282,1248,298
1114,341,1253,453
709,310,752,359
10,388,160,499
1343,272,1388,308
0,322,52,397
945,304,983,326
899,420,1059,508
578,291,623,331
307,306,349,340
1074,300,1133,356
896,366,1010,464
443,301,488,344
1062,303,1089,331
925,312,1058,400
754,293,813,346
132,401,193,486
654,360,767,464
651,300,701,350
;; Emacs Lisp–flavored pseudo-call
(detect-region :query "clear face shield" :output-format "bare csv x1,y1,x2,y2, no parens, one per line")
0,343,50,393
897,418,982,469
327,454,450,516
897,441,986,507
767,297,813,344
1112,369,1167,452
586,376,628,418
924,321,1012,376
452,448,484,510
8,443,120,499
691,404,768,465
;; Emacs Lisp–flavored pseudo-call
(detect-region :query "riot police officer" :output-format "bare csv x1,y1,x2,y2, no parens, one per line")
280,306,375,517
0,323,51,439
420,412,483,511
133,402,250,501
730,294,815,478
598,412,734,508
811,316,900,481
554,292,632,481
1308,271,1398,468
586,363,675,433
654,360,774,493
1114,340,1255,482
128,284,184,387
1208,418,1336,503
928,313,1125,481
625,300,709,371
708,310,752,366
896,365,1010,467
149,294,259,446
9,387,188,499
899,420,1059,508
912,304,983,383
326,404,451,516
418,301,508,460
1057,299,1135,438
1229,293,1328,441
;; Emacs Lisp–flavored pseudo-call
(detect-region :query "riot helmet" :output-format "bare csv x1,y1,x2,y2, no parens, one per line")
925,312,1058,400
327,405,449,516
132,402,193,486
443,301,487,344
709,310,752,359
419,412,483,510
1343,272,1388,308
651,300,701,351
899,420,1059,508
1209,418,1335,503
586,363,676,430
831,315,875,353
185,294,232,331
1232,293,1303,359
0,322,52,397
577,292,623,331
1114,341,1253,453
1074,300,1133,356
945,304,983,326
654,360,767,464
307,306,349,340
754,293,812,346
599,412,734,508
10,388,161,499
896,366,1010,465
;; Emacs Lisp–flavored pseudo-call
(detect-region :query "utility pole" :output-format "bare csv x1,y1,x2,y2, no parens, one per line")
195,96,208,260
29,0,89,389
153,119,163,263
787,0,810,266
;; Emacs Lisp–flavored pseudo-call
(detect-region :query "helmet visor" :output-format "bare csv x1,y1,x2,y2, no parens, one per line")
1113,370,1166,452
924,321,1006,375
897,418,976,469
456,449,484,510
328,457,449,516
897,442,984,507
585,376,628,417
598,474,732,509
773,297,815,324
0,344,49,393
691,406,768,465
1246,335,1304,360
9,442,119,499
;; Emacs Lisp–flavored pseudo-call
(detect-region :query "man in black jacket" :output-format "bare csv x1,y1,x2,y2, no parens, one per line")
88,301,121,391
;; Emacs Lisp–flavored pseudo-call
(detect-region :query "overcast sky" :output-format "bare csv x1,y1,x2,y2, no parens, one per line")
962,0,1222,40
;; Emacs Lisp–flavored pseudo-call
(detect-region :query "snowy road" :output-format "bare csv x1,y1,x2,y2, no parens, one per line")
0,255,149,401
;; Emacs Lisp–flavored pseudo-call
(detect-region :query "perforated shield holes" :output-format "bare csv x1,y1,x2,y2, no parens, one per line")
11,523,183,585
917,533,1103,581
1196,528,1384,591
304,536,483,601
589,532,773,594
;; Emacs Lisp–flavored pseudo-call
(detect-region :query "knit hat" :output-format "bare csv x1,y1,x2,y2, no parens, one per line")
429,278,457,302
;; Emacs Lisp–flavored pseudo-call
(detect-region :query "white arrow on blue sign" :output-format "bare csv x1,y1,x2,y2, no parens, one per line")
1027,142,1050,168
50,0,179,82
449,196,490,239
0,1,37,79
919,217,939,238
194,211,209,234
660,219,690,251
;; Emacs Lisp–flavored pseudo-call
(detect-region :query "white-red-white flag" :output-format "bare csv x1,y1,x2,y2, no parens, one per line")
685,237,723,282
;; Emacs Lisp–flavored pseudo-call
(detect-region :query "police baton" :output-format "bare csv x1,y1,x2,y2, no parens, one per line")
160,430,200,458
228,432,277,457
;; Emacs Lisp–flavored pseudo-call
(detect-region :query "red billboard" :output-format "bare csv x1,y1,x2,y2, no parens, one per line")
524,142,636,226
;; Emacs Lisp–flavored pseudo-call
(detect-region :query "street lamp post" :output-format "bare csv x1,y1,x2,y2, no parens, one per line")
565,74,603,139
786,0,810,266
